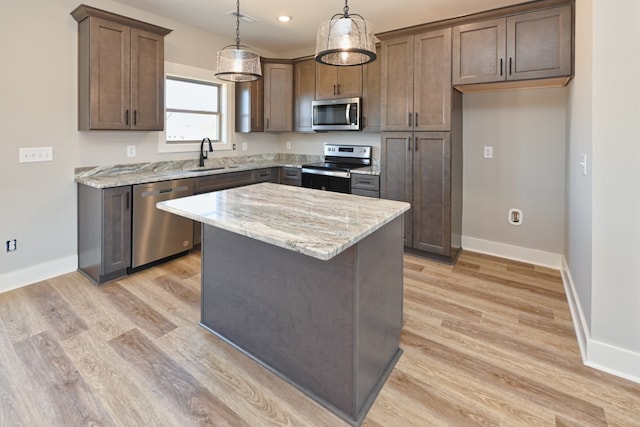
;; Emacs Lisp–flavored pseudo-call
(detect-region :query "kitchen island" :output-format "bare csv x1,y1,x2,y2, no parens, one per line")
156,183,410,426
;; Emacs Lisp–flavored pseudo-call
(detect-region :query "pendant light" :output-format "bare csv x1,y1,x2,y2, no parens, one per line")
215,0,262,82
315,0,376,66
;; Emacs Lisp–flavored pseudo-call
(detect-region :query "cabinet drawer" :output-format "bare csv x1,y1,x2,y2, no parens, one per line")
351,188,379,198
351,174,380,191
255,167,277,183
195,170,255,193
280,167,302,181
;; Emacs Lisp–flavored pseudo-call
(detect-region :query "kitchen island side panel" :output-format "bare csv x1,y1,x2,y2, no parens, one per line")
200,217,403,423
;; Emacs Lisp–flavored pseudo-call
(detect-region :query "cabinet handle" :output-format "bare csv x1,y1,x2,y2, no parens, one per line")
125,109,129,125
500,58,503,76
509,57,513,75
408,113,412,127
407,137,411,151
337,83,341,95
415,136,418,151
333,84,337,96
267,118,270,129
415,113,419,127
125,192,129,210
133,110,137,126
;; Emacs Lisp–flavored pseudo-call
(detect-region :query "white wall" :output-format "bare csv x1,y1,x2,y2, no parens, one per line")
0,0,285,291
462,88,567,265
590,0,640,354
564,0,640,382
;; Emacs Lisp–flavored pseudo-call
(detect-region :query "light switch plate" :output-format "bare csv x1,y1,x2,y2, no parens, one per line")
19,147,53,163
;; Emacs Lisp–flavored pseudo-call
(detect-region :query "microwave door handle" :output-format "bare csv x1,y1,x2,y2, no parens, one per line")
346,104,351,124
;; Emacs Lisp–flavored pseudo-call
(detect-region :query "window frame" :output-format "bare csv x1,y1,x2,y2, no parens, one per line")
158,62,234,153
165,75,222,143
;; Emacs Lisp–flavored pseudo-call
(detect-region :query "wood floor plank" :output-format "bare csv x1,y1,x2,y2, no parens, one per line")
60,328,183,427
108,328,248,426
99,282,177,338
22,280,89,340
0,285,56,343
0,250,639,426
13,330,115,426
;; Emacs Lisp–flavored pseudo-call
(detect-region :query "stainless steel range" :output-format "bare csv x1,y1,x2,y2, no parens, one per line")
301,144,372,194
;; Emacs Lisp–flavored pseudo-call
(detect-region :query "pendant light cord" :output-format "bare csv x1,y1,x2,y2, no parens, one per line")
343,0,349,17
235,0,241,48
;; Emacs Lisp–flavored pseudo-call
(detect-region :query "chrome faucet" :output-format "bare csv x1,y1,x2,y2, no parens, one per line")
199,137,213,167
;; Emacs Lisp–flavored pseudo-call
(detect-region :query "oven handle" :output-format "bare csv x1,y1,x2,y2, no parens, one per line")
301,168,351,179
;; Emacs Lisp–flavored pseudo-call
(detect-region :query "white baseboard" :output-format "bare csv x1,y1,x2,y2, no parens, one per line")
560,256,589,361
461,236,562,269
561,255,640,384
464,238,640,384
0,256,77,294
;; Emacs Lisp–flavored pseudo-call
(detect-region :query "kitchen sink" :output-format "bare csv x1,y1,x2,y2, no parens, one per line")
188,166,226,172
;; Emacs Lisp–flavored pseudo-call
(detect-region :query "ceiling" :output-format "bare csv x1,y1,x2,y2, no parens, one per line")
110,0,526,56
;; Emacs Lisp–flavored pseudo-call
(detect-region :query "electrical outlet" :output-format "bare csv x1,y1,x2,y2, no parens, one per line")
286,141,291,150
6,239,17,252
127,145,136,157
242,142,248,151
483,146,493,159
508,209,522,225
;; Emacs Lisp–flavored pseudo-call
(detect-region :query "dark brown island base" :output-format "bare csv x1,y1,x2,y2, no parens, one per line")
157,183,410,425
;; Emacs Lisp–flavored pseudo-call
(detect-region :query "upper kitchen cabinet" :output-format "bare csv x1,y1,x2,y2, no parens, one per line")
235,65,264,133
293,58,316,132
381,28,453,132
452,4,573,87
315,63,362,100
361,45,381,132
71,5,171,130
263,62,293,132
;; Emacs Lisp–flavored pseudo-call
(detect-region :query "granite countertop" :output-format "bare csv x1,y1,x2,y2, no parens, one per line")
156,182,409,261
75,153,381,189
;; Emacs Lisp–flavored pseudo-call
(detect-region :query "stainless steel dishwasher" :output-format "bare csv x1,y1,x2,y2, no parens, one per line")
131,178,194,269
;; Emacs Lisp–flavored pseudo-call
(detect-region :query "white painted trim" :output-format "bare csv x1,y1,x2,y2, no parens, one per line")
586,340,640,384
560,256,589,361
461,236,562,269
561,256,640,384
0,256,77,294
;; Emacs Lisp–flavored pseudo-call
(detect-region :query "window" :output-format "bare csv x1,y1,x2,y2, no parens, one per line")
165,76,221,142
159,62,233,153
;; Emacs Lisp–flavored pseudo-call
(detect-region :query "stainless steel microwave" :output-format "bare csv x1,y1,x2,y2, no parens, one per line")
312,97,361,131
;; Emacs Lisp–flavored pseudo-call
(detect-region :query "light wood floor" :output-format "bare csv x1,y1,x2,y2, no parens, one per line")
1,251,639,426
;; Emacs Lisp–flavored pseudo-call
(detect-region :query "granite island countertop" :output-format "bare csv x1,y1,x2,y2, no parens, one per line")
75,153,380,189
156,182,409,261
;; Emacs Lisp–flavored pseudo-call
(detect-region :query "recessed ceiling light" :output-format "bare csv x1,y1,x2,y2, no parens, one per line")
278,15,292,23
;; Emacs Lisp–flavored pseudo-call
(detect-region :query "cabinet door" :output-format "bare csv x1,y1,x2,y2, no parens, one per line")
412,132,451,255
102,186,132,275
452,18,506,85
86,17,131,130
235,70,264,133
264,63,293,132
362,45,381,132
315,64,362,99
130,29,165,130
414,28,452,131
506,5,572,81
381,132,413,246
381,36,414,131
294,59,316,132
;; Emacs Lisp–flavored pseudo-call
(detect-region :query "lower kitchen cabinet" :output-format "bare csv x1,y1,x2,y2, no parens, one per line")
78,184,132,284
381,131,462,260
280,167,302,187
351,174,380,198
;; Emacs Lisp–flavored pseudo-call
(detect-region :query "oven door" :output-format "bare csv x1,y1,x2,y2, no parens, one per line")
302,172,351,194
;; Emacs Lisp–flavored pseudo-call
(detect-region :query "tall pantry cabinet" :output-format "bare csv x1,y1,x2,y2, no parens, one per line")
380,27,462,260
